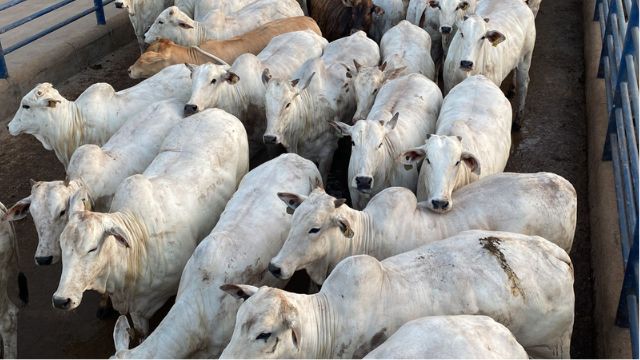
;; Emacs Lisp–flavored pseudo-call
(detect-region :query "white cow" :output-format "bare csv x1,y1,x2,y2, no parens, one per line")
527,0,541,17
7,64,191,169
269,172,576,285
406,0,443,73
264,31,380,181
174,0,257,20
222,230,575,358
426,0,477,52
144,1,303,46
399,75,511,212
184,30,327,157
332,74,442,209
111,154,322,358
370,0,408,42
351,21,436,121
443,0,536,128
52,109,249,336
0,204,28,359
3,100,184,266
364,315,528,358
114,0,173,52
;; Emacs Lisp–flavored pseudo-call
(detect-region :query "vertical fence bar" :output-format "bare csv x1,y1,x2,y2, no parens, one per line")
0,40,7,78
94,0,106,25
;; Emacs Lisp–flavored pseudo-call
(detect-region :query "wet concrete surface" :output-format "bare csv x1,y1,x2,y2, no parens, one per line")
0,0,593,356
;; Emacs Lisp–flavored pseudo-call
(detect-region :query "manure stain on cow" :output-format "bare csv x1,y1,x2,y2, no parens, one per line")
352,328,387,358
479,237,526,299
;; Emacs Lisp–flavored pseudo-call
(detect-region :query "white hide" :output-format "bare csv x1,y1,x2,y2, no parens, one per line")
114,0,173,52
443,0,536,126
334,74,442,210
364,315,528,359
269,172,576,285
264,31,380,181
370,0,408,42
7,64,192,169
406,0,443,72
145,1,303,46
427,0,477,53
52,109,248,336
527,0,541,17
6,100,184,265
174,0,258,20
185,30,327,156
401,75,511,212
111,154,322,359
223,230,575,359
0,204,24,359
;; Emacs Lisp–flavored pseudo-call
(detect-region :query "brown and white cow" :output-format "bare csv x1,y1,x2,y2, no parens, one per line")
307,0,384,41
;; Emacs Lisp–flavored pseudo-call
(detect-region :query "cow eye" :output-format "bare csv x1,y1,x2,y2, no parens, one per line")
378,142,383,149
460,32,464,38
59,209,66,217
309,227,320,234
256,332,271,341
426,158,431,164
158,20,164,24
285,103,291,109
87,247,97,254
351,140,355,146
455,160,461,166
211,79,217,84
22,104,30,109
372,88,378,94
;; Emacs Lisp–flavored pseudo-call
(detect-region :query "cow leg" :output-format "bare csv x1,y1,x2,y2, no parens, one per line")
506,71,517,99
513,51,533,131
0,303,18,359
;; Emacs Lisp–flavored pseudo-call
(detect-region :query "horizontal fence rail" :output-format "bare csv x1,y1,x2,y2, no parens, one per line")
594,0,639,358
0,0,115,78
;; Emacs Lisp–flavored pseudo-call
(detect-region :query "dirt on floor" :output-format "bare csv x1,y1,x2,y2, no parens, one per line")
0,0,593,356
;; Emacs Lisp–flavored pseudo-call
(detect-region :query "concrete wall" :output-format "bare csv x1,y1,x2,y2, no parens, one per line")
0,2,135,122
583,0,633,357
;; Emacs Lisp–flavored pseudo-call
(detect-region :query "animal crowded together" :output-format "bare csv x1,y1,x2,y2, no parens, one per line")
0,0,579,358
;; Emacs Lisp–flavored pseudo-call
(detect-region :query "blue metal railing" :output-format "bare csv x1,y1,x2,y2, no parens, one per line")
594,0,639,357
0,0,115,79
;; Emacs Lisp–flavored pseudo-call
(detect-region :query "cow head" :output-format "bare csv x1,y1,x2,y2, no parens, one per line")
53,190,129,311
220,285,303,359
263,73,315,148
4,180,88,265
8,83,65,137
428,0,476,36
454,15,506,72
269,188,352,284
332,113,400,195
351,61,406,121
144,6,196,45
184,63,238,117
400,134,480,213
114,0,134,15
128,39,176,78
342,0,384,36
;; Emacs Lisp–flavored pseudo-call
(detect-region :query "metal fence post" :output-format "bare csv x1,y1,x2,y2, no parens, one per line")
0,40,7,78
94,0,106,25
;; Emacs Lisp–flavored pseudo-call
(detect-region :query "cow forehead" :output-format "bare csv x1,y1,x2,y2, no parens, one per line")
352,121,384,142
241,288,294,324
425,136,463,154
31,182,68,210
460,15,486,33
194,64,225,79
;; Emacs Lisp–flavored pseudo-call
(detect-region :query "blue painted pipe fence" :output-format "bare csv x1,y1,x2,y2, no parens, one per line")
0,0,115,78
594,0,639,357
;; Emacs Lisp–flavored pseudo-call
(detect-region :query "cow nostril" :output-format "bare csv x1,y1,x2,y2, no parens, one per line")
268,263,282,278
431,199,450,210
184,104,198,116
460,60,474,70
263,135,277,144
35,256,53,266
52,296,71,310
441,26,452,34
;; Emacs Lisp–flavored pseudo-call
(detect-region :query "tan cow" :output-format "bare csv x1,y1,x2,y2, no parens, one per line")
128,16,322,78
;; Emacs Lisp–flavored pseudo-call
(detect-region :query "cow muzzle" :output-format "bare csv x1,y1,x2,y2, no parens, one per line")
460,60,474,72
430,199,450,212
355,176,373,193
115,1,124,8
263,134,279,145
184,104,199,117
441,26,452,34
35,256,54,266
268,262,283,278
52,296,73,310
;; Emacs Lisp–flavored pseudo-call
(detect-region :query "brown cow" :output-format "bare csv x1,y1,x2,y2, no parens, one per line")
128,16,322,78
308,0,384,41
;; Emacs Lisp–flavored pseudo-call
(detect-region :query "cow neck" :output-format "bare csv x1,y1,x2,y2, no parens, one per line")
378,133,398,186
299,292,336,358
222,81,249,118
284,90,330,153
53,100,85,168
194,21,208,45
340,207,376,262
106,211,150,296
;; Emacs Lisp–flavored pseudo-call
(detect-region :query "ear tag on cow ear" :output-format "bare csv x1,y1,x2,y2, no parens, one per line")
286,207,295,215
48,100,58,108
343,227,354,238
404,164,413,171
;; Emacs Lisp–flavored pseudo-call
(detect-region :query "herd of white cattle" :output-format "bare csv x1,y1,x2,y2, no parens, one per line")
0,0,581,358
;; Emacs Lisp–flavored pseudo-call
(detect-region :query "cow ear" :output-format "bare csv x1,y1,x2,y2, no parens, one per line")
457,1,470,10
2,197,31,222
329,121,352,137
284,315,302,350
69,188,93,213
385,112,399,131
113,315,132,352
277,192,307,214
378,61,387,72
461,151,481,175
262,68,272,85
178,21,193,29
300,72,316,92
334,198,347,208
220,284,259,300
225,71,240,84
184,63,196,73
353,60,362,72
399,147,426,170
372,5,384,15
383,66,406,82
334,216,354,238
484,30,505,46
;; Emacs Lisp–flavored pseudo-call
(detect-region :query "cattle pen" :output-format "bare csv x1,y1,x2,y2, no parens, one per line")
0,0,636,358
